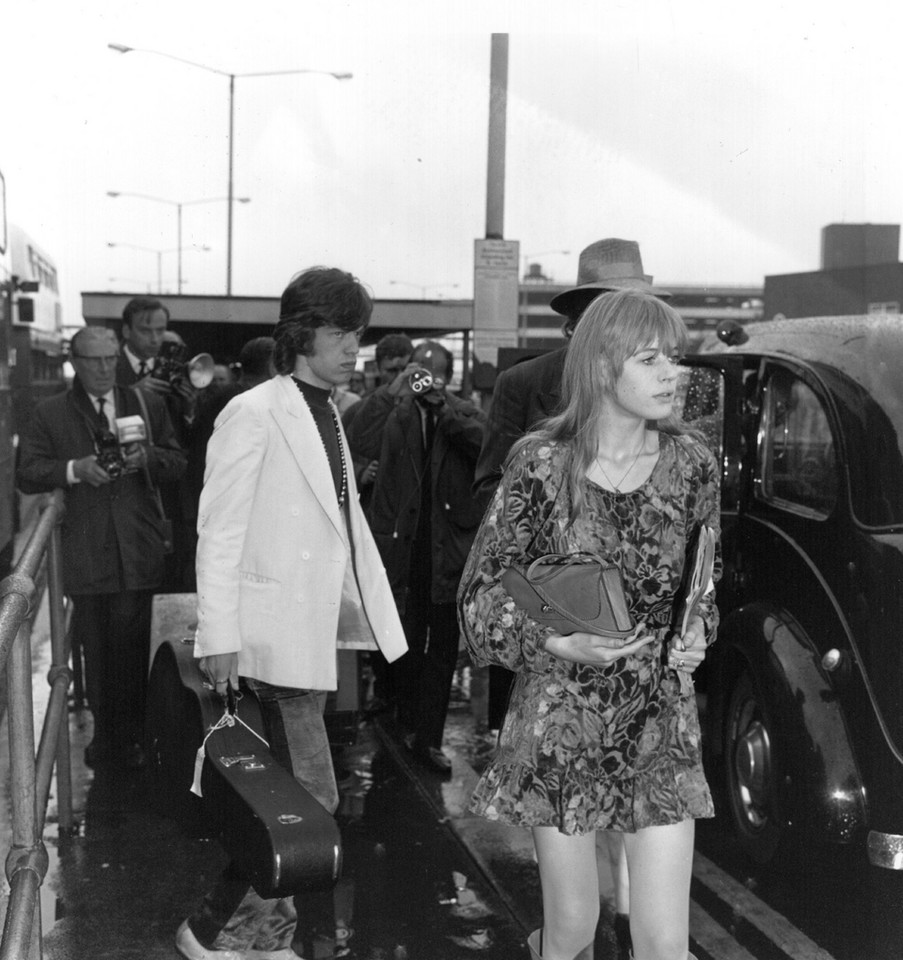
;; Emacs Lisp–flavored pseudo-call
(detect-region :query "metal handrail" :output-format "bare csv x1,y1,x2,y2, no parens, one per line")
0,490,70,960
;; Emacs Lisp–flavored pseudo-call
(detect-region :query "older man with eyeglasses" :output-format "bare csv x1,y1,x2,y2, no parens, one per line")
17,326,186,770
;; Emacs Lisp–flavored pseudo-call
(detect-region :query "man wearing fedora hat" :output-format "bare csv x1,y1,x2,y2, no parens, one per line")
471,238,667,960
473,238,668,501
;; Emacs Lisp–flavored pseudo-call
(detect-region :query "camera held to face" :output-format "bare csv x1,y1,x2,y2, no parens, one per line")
153,340,216,389
408,369,446,398
408,368,434,394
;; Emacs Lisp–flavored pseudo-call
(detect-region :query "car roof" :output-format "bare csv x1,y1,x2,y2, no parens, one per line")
704,315,903,392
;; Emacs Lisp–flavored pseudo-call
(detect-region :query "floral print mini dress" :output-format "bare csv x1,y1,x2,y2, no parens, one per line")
457,432,721,836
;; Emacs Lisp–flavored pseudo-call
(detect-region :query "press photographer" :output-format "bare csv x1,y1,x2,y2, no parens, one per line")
114,299,211,437
114,303,214,591
17,327,185,770
346,340,486,774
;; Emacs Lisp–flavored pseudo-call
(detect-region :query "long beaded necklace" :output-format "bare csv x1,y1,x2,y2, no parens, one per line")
292,377,348,508
594,442,645,493
329,405,348,508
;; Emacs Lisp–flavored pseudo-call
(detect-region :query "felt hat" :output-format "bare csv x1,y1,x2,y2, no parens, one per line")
549,238,670,316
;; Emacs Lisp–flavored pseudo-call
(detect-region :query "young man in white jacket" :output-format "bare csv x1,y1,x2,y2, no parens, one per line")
176,266,407,960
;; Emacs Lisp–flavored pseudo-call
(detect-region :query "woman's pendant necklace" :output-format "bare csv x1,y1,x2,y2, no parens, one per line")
595,443,645,493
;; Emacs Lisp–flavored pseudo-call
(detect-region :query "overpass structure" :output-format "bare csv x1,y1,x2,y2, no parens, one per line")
80,292,474,363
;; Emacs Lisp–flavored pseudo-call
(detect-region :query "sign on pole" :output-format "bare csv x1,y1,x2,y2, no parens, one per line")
473,238,519,368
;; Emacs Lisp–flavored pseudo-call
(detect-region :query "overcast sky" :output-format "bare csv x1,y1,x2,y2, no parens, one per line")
2,0,901,326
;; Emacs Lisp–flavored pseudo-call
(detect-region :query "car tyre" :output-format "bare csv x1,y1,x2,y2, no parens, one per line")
724,669,784,864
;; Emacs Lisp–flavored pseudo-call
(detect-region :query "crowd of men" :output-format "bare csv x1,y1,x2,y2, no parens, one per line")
14,239,660,959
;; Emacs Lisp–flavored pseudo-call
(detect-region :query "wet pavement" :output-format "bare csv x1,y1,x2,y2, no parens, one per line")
2,656,622,960
0,567,626,960
28,696,536,960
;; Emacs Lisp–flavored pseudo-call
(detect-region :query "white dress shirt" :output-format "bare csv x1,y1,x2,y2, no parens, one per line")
67,390,117,485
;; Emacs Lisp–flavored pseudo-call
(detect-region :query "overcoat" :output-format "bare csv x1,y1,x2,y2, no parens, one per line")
346,385,486,611
472,347,566,501
16,380,186,593
194,375,407,691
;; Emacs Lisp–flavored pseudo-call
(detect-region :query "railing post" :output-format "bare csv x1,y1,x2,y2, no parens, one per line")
46,523,73,833
4,615,44,960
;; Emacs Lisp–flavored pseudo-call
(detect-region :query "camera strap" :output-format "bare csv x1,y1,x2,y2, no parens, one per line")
131,387,169,526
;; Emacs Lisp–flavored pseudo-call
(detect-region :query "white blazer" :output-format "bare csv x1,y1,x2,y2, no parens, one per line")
194,375,407,690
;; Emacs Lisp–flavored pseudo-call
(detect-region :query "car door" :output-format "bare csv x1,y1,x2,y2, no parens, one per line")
679,353,868,861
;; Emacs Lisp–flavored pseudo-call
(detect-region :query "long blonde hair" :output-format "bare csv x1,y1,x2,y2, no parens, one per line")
510,289,690,519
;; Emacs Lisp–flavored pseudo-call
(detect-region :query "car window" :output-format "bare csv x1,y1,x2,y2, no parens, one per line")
761,368,837,517
817,364,903,528
675,366,724,462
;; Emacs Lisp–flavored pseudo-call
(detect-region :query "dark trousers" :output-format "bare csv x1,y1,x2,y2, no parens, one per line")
392,596,460,749
72,590,153,748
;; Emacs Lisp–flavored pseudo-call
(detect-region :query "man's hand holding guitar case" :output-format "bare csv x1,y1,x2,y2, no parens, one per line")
146,629,342,899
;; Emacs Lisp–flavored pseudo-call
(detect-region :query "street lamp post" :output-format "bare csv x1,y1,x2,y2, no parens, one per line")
108,43,352,295
107,241,211,295
107,191,249,294
388,280,460,299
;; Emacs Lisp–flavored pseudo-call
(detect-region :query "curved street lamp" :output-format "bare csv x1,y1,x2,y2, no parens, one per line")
107,241,211,295
108,43,352,295
107,191,250,295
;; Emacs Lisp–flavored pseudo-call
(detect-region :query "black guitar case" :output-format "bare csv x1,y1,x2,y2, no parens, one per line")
145,636,343,899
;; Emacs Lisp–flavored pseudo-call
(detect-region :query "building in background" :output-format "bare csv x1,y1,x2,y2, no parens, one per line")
517,259,763,358
8,224,66,429
764,223,903,321
82,271,766,392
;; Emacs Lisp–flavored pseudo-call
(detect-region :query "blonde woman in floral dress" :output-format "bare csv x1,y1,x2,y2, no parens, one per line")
458,290,720,960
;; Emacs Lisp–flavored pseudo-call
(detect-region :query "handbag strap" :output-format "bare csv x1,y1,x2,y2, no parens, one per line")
522,471,566,558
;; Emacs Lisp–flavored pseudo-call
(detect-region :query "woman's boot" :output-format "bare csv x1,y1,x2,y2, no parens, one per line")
526,929,594,960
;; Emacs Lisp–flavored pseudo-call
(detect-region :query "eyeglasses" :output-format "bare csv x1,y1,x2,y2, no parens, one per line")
71,354,119,368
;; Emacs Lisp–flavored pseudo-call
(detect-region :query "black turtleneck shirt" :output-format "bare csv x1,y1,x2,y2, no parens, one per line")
291,377,345,507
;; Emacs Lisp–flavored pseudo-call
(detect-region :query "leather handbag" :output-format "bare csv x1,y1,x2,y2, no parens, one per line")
501,554,635,640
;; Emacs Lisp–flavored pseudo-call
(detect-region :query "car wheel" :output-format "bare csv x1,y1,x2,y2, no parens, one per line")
724,669,784,864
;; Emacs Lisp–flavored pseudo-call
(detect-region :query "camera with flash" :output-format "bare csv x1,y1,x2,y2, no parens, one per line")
94,415,147,479
153,341,216,389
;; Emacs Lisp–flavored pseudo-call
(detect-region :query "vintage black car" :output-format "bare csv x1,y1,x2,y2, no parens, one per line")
677,315,903,870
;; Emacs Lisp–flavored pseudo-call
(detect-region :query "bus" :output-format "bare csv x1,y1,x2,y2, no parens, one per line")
0,166,65,575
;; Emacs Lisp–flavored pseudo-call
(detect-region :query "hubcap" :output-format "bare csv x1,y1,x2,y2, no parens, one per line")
733,710,771,830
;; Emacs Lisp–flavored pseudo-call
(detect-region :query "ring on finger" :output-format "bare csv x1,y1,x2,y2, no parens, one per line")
678,658,685,669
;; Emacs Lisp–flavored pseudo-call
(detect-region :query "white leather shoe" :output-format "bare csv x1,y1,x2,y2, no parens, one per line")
175,920,247,960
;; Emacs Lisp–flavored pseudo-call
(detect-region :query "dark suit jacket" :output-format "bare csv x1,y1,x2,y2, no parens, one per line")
16,380,186,594
473,346,566,503
115,353,141,386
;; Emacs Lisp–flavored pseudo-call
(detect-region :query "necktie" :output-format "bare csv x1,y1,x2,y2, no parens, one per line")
138,360,148,377
424,408,436,457
97,398,111,432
